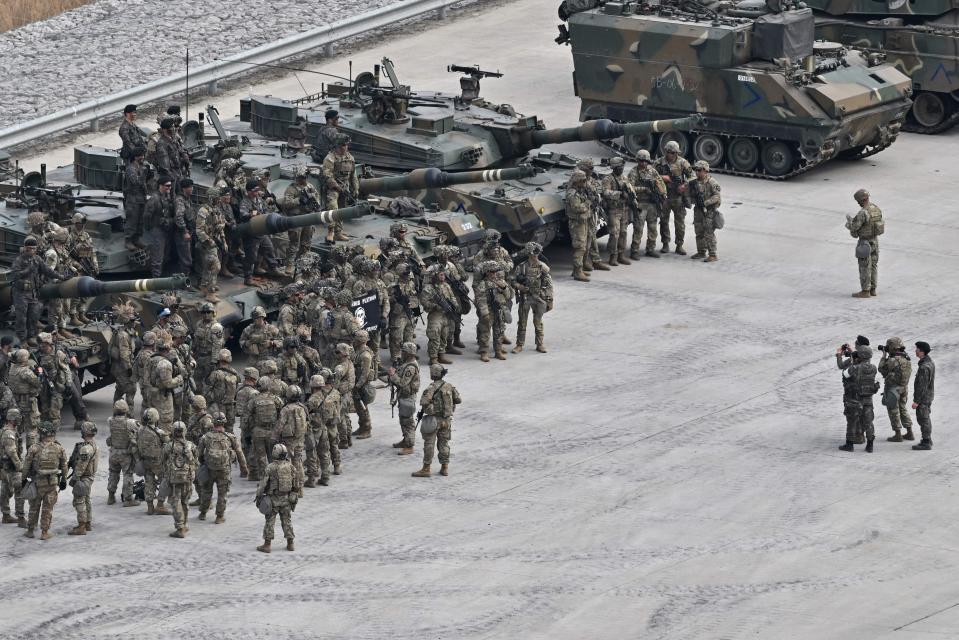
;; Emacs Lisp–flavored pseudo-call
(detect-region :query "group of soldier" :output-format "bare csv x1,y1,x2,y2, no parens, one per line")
835,336,936,452
564,141,724,282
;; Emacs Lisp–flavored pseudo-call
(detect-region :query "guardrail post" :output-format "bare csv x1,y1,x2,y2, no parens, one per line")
207,80,219,95
324,43,334,57
438,6,449,19
90,118,100,133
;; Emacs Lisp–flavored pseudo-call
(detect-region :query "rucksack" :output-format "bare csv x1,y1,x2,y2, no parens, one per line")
272,462,293,494
253,395,277,423
204,433,232,472
168,441,192,483
138,426,162,459
37,442,61,475
108,416,132,449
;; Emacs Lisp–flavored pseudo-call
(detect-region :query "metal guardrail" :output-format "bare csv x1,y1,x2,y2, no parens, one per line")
0,0,462,151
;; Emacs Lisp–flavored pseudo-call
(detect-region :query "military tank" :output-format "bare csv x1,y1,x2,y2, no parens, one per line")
806,0,959,132
557,0,913,178
239,57,703,245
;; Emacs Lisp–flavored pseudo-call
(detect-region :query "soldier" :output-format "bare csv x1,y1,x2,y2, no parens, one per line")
837,345,880,452
67,421,98,535
172,178,196,290
305,374,336,486
411,364,462,478
36,333,70,428
143,176,177,277
689,161,722,262
846,188,884,298
255,443,299,553
275,337,308,393
655,140,694,254
475,262,514,362
388,342,420,454
911,341,936,451
105,400,140,508
565,170,592,282
170,325,195,423
235,367,259,472
239,180,285,286
154,118,186,185
513,242,554,354
205,349,239,432
352,330,376,440
10,236,64,345
420,266,459,365
322,134,358,241
332,343,356,449
123,146,149,250
877,337,914,442
9,349,41,450
68,212,99,324
325,290,360,363
240,306,273,363
195,187,228,302
44,229,78,336
576,158,610,273
297,326,323,375
134,331,158,413
212,186,241,277
281,166,322,274
187,395,214,446
390,222,424,271
436,246,468,352
0,409,25,527
250,376,283,481
137,408,170,515
277,285,302,339
312,108,340,163
151,340,184,433
389,262,420,364
600,156,634,266
163,421,198,538
275,385,308,494
0,336,14,384
109,302,138,406
118,104,147,165
22,421,68,539
192,304,224,395
627,150,667,260
197,412,248,524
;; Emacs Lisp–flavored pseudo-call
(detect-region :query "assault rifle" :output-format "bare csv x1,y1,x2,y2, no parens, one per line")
637,174,667,213
429,289,462,326
448,276,473,315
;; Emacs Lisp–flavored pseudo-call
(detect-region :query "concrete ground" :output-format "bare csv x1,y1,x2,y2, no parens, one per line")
4,0,959,637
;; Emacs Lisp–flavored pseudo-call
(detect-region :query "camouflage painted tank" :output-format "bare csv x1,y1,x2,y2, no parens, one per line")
806,0,959,132
557,0,913,178
240,58,702,245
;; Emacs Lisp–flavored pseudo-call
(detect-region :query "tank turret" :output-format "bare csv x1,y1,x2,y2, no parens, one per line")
237,203,374,237
0,275,187,307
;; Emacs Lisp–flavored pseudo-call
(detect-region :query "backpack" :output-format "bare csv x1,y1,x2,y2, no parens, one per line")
139,426,162,459
37,442,61,475
168,441,192,483
253,395,277,423
145,131,160,165
204,433,233,472
108,416,132,449
272,462,293,494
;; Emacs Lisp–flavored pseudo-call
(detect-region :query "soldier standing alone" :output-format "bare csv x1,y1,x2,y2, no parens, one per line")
689,160,722,262
322,134,358,242
846,188,883,298
411,365,462,478
67,421,98,536
256,443,299,553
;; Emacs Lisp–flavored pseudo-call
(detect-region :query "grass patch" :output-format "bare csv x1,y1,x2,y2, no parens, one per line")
0,0,95,33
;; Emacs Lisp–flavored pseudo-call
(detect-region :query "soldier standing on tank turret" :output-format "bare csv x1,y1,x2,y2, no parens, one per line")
67,421,98,536
68,212,99,324
194,187,228,302
123,147,149,251
119,104,147,166
565,170,592,282
22,421,68,540
154,119,185,186
45,229,78,337
10,236,64,347
846,188,883,298
173,179,196,289
143,176,177,278
239,181,285,286
322,134,358,242
0,409,26,527
627,150,667,260
689,161,722,263
656,140,694,255
282,166,322,275
312,109,340,163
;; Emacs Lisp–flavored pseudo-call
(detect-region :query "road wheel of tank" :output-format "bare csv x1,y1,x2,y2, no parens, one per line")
623,131,656,156
727,138,759,172
760,141,795,177
911,92,950,129
658,131,689,156
692,134,724,168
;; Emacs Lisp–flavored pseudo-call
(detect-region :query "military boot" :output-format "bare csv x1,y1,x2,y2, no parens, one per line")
592,261,611,271
865,438,875,453
674,244,687,255
17,517,26,528
257,540,272,553
438,354,453,365
304,476,316,488
169,528,185,538
445,345,463,356
411,464,432,478
198,511,207,521
912,439,932,451
495,348,507,361
353,426,372,440
146,500,155,515
123,499,140,507
40,530,52,540
704,255,718,263
618,254,632,265
392,439,407,448
838,441,854,452
319,476,330,486
398,447,413,456
85,522,92,532
215,514,225,524
440,464,449,476
333,463,342,475
661,242,670,253
870,288,877,297
851,290,871,298
887,429,903,442
511,344,523,354
286,539,295,552
429,357,439,365
645,249,661,258
24,528,34,538
154,501,171,515
607,254,619,266
903,427,915,441
572,269,590,282
690,252,705,259
107,493,116,505
480,352,490,363
189,498,201,507
69,313,82,326
68,525,86,536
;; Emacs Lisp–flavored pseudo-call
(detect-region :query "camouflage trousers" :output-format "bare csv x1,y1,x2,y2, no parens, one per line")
154,393,175,433
305,426,331,481
198,245,220,291
885,387,913,432
15,396,39,443
422,418,451,466
108,450,136,502
194,361,215,396
605,208,629,260
38,391,63,427
339,406,352,446
124,199,145,241
170,482,192,530
425,311,451,361
389,311,416,362
72,488,92,526
28,481,59,532
660,198,688,246
857,240,879,292
587,214,601,265
567,216,589,273
286,226,314,268
916,404,933,441
262,494,294,541
324,192,351,238
844,398,874,442
47,299,68,331
353,392,371,433
476,313,493,355
693,208,717,256
12,292,42,342
111,366,137,406
251,432,272,480
238,416,253,463
242,236,278,279
141,458,163,501
630,203,659,255
400,413,417,448
515,299,546,348
199,468,232,516
0,467,24,517
327,419,341,467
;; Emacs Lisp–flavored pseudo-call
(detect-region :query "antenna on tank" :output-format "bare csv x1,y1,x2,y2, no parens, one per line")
185,47,190,122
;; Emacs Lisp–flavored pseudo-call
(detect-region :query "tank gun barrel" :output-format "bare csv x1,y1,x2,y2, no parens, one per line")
524,114,704,149
237,204,374,237
358,166,537,195
39,275,188,300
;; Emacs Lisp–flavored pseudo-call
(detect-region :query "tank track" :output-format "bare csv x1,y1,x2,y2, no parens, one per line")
902,104,959,135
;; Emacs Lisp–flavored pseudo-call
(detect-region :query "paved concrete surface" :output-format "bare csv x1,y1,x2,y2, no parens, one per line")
4,0,959,638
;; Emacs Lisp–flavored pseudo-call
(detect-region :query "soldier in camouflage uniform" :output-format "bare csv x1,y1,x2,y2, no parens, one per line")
136,408,170,515
475,262,514,362
275,385,308,494
68,421,98,535
838,345,880,453
513,242,554,353
173,179,196,288
163,421,197,538
106,400,140,507
388,262,420,364
600,156,634,266
351,330,376,440
434,246,468,351
565,170,592,282
187,395,213,447
0,409,25,526
690,161,722,262
911,342,935,451
9,350,41,450
411,365,462,478
388,342,420,454
276,285,301,339
170,325,195,424
133,331,157,412
194,187,228,302
324,290,360,365
123,147,149,250
44,229,78,336
154,119,188,185
278,337,309,391
22,421,68,539
10,236,62,345
878,337,914,442
312,109,340,163
68,212,99,323
305,374,337,486
846,188,883,298
576,158,610,273
332,343,356,449
36,333,70,428
628,150,667,260
143,176,177,278
206,350,240,432
150,340,184,433
197,412,248,524
322,134,359,241
297,326,323,374
256,443,299,553
192,304,224,395
239,181,285,286
655,140,694,255
118,104,147,165
240,306,273,363
420,266,459,365
281,166,322,273
235,368,259,475
110,303,138,406
249,377,283,481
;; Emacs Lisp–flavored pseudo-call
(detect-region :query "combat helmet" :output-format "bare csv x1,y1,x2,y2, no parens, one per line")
401,341,418,356
80,421,98,437
38,421,57,437
5,408,21,424
114,399,129,415
272,443,288,459
635,149,652,162
429,364,447,379
171,421,187,437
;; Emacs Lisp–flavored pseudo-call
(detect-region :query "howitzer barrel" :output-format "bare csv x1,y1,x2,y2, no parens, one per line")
525,114,704,149
237,204,373,237
39,275,188,300
358,166,537,195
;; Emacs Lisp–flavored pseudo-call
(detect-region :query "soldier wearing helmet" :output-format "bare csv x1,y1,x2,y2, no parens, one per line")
322,290,359,366
278,336,309,390
133,331,158,416
305,368,340,485
565,169,593,282
9,233,65,345
331,343,356,448
110,302,139,408
9,349,41,450
512,241,553,354
67,421,99,536
574,158,611,273
685,160,722,262
21,420,69,539
389,221,425,270
387,341,421,454
388,249,422,364
655,140,694,255
600,156,634,266
255,440,299,553
282,166,322,273
123,139,149,249
67,211,99,324
420,262,461,366
194,183,230,301
196,410,248,524
474,260,514,363
206,349,240,434
0,407,25,526
275,384,308,494
106,399,141,507
628,148,668,260
277,284,303,339
240,306,272,361
192,304,224,395
846,188,883,298
235,367,260,469
350,330,376,440
161,419,198,538
135,408,170,515
249,376,283,481
878,337,914,442
411,364,462,478
238,178,285,286
321,133,358,242
837,344,879,453
150,339,185,434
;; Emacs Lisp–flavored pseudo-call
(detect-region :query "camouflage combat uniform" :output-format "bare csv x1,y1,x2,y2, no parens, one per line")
110,320,138,406
249,381,283,480
333,352,356,447
281,179,322,268
514,258,553,351
192,318,224,395
136,416,169,510
306,384,339,484
656,154,693,250
162,432,198,536
106,409,140,505
23,435,68,537
878,346,913,439
389,356,420,449
322,149,359,238
627,164,667,257
257,455,298,546
9,360,41,449
9,249,61,342
197,427,248,521
207,364,240,432
690,173,722,259
69,436,98,532
275,396,308,491
194,200,225,294
847,200,883,295
914,353,935,445
420,275,459,364
419,376,462,470
565,180,592,279
0,419,24,523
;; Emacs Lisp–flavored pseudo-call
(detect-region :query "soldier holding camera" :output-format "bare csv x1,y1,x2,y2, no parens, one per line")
877,337,914,442
836,341,880,452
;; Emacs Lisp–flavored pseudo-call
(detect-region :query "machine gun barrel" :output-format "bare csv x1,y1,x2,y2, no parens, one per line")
38,275,188,300
358,166,536,195
237,203,373,237
524,114,704,150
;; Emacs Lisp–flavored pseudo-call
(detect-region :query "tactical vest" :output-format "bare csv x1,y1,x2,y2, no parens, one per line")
860,204,884,239
167,440,192,483
204,432,233,472
253,395,278,424
852,364,880,399
214,368,238,402
9,365,35,395
108,416,132,450
138,426,163,459
149,353,169,390
37,441,61,475
887,355,912,387
271,461,294,494
0,428,16,464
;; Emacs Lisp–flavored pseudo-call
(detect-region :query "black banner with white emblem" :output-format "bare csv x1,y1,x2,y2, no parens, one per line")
351,290,381,331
